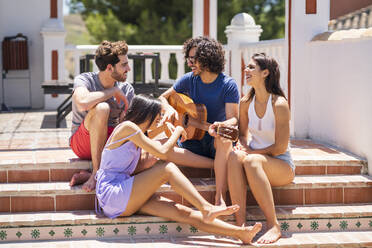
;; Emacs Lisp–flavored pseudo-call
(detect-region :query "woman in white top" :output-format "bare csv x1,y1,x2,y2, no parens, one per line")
227,53,295,244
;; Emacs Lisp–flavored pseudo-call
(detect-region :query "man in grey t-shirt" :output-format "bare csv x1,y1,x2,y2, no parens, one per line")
69,40,134,192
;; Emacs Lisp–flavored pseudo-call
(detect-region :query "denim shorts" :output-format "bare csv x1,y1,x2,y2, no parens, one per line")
274,151,295,172
177,133,216,159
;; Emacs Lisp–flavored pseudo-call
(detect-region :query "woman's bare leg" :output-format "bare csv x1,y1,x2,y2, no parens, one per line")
122,161,238,222
139,196,262,244
227,150,248,226
242,154,294,244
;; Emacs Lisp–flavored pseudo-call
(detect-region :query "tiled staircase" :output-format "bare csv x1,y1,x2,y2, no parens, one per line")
0,112,372,247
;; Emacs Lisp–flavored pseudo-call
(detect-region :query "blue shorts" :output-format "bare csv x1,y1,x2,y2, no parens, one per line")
177,133,216,159
274,151,295,172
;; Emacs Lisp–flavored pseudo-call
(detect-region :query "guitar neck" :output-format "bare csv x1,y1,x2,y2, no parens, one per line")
184,114,238,141
185,115,211,132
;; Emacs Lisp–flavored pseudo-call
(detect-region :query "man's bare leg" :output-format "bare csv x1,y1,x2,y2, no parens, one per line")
213,137,232,206
227,150,249,227
70,102,110,192
152,137,214,168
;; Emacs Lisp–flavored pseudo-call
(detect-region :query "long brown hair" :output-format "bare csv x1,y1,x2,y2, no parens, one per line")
242,53,286,102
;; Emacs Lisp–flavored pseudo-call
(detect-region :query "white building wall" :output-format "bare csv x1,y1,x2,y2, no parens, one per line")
306,38,372,175
290,0,330,138
0,0,50,109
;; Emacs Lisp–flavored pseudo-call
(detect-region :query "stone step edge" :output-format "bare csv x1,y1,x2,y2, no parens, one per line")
0,175,371,197
1,204,372,227
0,159,91,170
0,157,365,170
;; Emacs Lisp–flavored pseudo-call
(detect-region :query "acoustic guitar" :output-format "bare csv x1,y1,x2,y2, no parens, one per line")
148,93,238,141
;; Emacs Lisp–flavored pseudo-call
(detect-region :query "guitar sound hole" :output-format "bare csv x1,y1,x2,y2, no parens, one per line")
183,113,189,128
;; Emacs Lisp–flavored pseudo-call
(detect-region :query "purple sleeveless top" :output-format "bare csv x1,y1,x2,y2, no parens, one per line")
95,129,141,218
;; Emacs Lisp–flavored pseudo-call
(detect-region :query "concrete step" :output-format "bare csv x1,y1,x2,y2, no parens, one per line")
0,141,367,184
2,231,372,247
0,204,371,243
0,175,371,212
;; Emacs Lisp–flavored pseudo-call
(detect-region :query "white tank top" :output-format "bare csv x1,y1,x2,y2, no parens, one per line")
248,94,276,150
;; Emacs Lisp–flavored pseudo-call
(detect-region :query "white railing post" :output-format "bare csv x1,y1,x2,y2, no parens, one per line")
128,59,134,83
175,52,185,80
145,59,153,83
225,13,262,95
159,52,171,82
73,49,81,78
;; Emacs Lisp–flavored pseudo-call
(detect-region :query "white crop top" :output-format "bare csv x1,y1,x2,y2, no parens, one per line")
248,94,276,150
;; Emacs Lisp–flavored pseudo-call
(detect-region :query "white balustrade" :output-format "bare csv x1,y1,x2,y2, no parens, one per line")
64,45,183,86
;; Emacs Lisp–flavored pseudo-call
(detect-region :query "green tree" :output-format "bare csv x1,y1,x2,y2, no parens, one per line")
217,0,285,43
69,0,284,45
69,0,192,45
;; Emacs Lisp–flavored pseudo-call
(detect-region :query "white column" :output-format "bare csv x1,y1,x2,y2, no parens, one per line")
40,0,67,109
209,0,217,39
192,0,217,38
225,13,262,95
193,0,204,37
289,0,330,138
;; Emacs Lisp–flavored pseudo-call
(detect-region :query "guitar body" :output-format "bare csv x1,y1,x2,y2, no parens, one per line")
168,93,207,140
148,93,238,141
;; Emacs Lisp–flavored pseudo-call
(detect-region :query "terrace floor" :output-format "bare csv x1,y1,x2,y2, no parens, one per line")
0,110,363,163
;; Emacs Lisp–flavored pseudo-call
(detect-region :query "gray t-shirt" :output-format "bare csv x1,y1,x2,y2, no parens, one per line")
71,72,135,137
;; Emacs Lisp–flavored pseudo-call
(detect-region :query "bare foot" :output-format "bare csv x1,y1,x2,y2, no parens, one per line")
82,173,96,192
240,222,262,244
257,224,281,244
203,204,240,223
69,170,91,186
214,195,226,207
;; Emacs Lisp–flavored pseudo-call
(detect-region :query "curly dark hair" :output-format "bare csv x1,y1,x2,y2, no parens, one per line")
183,36,209,59
95,40,128,71
195,37,225,74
